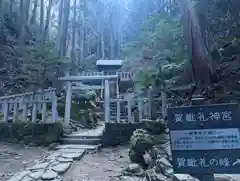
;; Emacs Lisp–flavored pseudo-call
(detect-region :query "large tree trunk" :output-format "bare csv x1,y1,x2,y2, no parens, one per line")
57,0,64,55
19,0,26,51
78,0,85,65
8,0,15,13
41,0,53,51
39,0,44,43
30,0,38,25
179,0,213,92
25,0,30,23
71,0,78,75
101,25,105,59
0,0,4,15
60,0,71,57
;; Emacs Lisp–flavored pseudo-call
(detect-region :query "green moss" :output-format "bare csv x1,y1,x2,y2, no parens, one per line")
129,129,154,167
0,122,63,146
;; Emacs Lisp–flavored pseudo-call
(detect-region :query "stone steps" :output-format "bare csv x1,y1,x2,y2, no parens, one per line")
62,134,102,139
60,125,104,152
60,137,101,145
56,144,102,152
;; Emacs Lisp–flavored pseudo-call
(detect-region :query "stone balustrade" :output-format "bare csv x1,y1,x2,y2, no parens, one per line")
0,87,58,123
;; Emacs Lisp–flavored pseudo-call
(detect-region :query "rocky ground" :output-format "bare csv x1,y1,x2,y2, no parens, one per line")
2,134,240,181
62,146,130,181
0,142,48,181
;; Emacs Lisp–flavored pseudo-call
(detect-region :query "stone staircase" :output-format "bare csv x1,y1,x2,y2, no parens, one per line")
60,124,104,151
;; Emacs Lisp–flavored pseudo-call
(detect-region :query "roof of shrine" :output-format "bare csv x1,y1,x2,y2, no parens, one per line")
96,59,123,66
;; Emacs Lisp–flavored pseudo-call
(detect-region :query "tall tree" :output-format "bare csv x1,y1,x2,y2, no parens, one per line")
71,0,78,75
30,0,38,26
179,0,212,92
57,0,64,55
41,0,53,51
78,0,86,65
59,0,70,57
39,0,44,43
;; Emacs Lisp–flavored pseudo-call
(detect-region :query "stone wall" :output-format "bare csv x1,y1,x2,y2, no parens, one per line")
0,122,63,146
102,121,166,146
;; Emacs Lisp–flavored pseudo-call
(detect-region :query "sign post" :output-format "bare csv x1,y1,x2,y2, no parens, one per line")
167,101,239,180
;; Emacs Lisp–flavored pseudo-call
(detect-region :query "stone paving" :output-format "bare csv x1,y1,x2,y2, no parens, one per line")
7,146,86,181
7,125,104,181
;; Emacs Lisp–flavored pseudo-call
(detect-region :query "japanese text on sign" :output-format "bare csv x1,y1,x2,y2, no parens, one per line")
171,128,240,150
174,111,232,123
176,157,231,168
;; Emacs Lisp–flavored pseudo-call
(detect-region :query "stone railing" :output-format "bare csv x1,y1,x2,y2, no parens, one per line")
0,87,58,123
118,72,134,81
107,96,149,123
106,92,167,123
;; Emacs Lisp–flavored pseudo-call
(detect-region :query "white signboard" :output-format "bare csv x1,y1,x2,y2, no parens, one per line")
171,128,240,151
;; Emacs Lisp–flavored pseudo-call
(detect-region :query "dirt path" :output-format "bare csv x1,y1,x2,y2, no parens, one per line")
0,142,48,181
62,146,130,181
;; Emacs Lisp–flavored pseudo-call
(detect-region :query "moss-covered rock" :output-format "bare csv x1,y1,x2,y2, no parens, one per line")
0,122,63,146
142,119,166,135
129,129,155,168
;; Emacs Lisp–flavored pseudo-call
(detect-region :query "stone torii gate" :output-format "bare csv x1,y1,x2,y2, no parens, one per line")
58,74,118,127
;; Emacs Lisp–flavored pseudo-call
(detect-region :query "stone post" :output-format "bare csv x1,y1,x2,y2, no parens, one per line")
104,79,110,123
64,81,72,127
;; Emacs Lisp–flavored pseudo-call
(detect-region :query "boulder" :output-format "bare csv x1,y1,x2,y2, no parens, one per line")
129,129,155,168
142,119,166,135
127,163,143,174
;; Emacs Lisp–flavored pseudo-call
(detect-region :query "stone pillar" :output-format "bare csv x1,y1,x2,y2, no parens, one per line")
161,91,167,121
104,80,110,123
127,93,132,123
64,81,72,127
147,86,152,119
116,80,120,122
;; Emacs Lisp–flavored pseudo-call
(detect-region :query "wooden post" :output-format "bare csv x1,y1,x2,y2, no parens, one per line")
116,80,120,123
161,91,167,121
3,100,9,122
104,79,110,123
147,86,152,119
191,95,215,181
64,81,72,127
127,93,132,123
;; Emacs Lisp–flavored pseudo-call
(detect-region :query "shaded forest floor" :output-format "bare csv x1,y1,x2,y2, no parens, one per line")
0,142,48,181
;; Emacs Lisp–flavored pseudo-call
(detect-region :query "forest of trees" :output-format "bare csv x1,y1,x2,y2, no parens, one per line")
0,0,239,102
